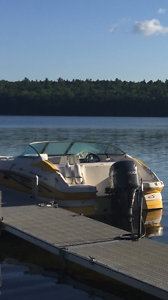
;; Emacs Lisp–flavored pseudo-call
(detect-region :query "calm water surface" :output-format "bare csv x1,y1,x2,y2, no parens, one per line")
0,116,168,299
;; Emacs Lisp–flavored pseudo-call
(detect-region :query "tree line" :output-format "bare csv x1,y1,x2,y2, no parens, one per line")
1,77,168,116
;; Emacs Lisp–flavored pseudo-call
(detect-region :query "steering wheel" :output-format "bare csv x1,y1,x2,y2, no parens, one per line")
85,153,100,163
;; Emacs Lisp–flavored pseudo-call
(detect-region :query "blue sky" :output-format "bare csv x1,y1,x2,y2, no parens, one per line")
0,0,168,82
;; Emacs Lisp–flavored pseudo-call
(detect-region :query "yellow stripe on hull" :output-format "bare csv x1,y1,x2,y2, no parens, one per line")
0,171,163,211
31,160,58,174
0,171,32,194
133,158,148,168
0,171,96,201
146,200,163,210
38,181,96,200
144,187,163,194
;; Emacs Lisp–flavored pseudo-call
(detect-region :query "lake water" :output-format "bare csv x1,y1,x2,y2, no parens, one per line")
0,116,168,299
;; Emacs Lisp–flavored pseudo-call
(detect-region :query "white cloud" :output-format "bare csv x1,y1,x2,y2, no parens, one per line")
109,19,130,33
158,8,166,14
109,23,118,33
134,19,168,35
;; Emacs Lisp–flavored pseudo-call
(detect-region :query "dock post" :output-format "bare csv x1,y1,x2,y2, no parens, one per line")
0,191,2,220
32,176,38,199
138,180,143,239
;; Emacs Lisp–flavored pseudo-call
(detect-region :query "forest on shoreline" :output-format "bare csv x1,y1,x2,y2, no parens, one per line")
1,77,168,117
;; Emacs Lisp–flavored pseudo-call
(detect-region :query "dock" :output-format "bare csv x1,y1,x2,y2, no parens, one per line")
0,191,168,300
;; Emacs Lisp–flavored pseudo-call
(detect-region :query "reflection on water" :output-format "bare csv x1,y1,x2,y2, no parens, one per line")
0,262,119,300
0,230,160,300
91,209,163,239
144,210,163,238
0,232,126,300
0,262,108,300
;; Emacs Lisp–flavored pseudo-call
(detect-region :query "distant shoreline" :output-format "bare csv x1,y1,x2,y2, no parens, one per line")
1,78,168,117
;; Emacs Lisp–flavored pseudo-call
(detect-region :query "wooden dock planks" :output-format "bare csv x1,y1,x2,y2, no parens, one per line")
1,203,168,300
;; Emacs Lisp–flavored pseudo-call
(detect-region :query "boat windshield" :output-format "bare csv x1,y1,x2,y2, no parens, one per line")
66,142,124,155
20,141,125,156
19,145,40,157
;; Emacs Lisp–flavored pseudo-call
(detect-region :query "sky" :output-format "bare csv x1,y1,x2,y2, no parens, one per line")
0,0,168,83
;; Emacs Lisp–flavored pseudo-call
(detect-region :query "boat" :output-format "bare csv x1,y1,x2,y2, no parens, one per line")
0,141,164,215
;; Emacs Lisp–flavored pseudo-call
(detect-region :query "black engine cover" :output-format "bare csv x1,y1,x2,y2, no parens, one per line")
109,160,140,190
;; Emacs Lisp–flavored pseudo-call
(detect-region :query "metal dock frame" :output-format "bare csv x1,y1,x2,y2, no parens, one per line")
1,203,168,300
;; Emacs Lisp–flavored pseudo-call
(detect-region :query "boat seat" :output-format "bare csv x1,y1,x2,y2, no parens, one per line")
48,156,61,164
74,163,83,184
69,155,79,165
64,163,73,184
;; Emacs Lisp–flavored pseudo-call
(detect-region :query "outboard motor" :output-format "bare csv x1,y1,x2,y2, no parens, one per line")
108,160,140,216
